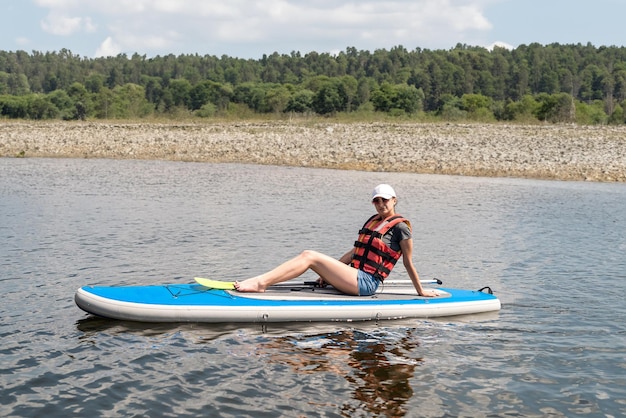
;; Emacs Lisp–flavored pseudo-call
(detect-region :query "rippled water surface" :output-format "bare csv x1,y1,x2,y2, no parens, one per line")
1,158,625,417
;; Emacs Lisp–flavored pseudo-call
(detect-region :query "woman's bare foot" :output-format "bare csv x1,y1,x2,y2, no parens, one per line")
234,279,266,292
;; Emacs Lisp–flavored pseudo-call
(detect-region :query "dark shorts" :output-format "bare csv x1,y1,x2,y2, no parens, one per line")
357,270,381,296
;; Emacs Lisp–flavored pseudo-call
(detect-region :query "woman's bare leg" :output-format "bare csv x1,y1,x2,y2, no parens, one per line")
234,250,359,295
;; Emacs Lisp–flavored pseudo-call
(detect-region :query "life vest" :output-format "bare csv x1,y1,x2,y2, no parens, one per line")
350,214,411,281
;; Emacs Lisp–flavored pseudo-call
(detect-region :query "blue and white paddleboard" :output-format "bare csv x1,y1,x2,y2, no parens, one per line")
75,278,501,323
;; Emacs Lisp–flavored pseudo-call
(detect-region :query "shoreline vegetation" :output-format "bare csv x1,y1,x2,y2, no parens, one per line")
1,120,625,182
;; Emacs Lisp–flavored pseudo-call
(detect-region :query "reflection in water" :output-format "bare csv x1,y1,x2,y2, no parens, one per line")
75,316,248,342
257,328,421,417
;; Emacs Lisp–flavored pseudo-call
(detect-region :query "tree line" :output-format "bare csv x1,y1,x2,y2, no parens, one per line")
1,43,625,124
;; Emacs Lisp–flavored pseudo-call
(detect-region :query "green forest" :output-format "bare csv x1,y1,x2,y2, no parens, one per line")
1,43,626,124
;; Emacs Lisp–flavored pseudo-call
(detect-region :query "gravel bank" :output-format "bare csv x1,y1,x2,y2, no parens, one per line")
2,121,625,182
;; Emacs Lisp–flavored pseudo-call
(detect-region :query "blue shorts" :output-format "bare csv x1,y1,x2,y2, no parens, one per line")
357,270,381,296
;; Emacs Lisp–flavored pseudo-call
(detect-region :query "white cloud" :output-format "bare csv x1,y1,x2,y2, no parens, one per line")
40,12,97,36
35,0,82,8
34,0,503,56
112,29,181,51
95,36,121,57
487,41,514,51
83,17,97,33
41,13,82,36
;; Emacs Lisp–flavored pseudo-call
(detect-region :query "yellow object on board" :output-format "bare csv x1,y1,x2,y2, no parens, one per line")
194,277,235,290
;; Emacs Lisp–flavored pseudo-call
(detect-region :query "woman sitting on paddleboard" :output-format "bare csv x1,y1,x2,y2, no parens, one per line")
234,184,438,297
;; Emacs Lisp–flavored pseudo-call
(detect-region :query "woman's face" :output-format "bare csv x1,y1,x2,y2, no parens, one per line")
372,196,396,218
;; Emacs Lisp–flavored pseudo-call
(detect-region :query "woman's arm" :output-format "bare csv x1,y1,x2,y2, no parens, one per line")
399,238,438,297
338,249,354,265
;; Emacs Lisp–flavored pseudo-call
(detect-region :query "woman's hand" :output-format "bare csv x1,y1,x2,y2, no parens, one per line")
316,277,327,288
420,288,439,297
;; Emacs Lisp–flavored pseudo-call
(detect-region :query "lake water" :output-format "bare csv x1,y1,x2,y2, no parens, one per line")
1,158,625,417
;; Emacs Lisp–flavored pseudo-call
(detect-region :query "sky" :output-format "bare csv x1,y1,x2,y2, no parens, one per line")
1,0,624,59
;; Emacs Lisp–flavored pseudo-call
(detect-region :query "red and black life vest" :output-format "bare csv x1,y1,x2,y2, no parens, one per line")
350,214,411,281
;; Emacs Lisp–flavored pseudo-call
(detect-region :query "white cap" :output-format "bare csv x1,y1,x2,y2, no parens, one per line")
371,184,396,200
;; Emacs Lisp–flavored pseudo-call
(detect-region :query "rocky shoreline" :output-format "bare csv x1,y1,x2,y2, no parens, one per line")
2,121,625,182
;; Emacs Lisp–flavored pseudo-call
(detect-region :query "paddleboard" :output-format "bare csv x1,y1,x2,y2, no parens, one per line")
74,279,501,323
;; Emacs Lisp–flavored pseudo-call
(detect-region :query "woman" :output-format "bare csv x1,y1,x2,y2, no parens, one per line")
234,184,438,297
